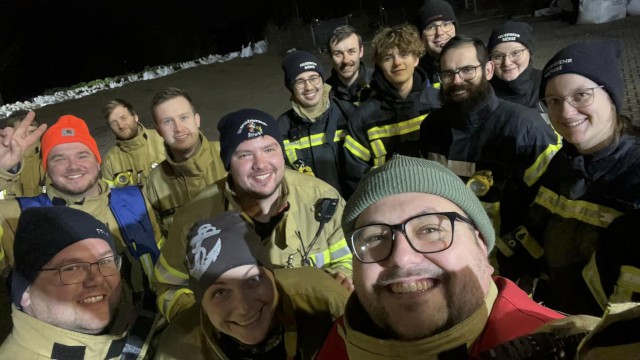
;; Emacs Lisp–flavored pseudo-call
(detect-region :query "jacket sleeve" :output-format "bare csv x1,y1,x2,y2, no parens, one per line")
152,206,195,321
309,196,353,277
101,153,116,186
343,108,372,195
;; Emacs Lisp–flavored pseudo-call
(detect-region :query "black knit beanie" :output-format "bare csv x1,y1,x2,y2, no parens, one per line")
217,108,285,171
487,21,535,53
419,0,457,31
281,50,325,91
540,39,624,112
186,211,273,303
12,206,116,308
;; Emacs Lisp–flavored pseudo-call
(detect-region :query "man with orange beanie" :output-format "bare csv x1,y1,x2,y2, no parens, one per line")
0,113,164,336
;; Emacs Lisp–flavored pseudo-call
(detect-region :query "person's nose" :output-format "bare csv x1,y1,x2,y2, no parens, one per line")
560,98,578,118
385,230,427,267
452,72,465,85
83,263,106,286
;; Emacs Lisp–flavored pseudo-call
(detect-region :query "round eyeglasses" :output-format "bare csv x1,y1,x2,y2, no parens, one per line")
539,86,604,113
438,64,482,84
40,255,122,285
348,212,473,263
489,48,527,64
293,75,322,90
424,21,455,36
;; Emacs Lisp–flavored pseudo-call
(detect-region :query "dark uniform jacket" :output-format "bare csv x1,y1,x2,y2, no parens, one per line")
418,53,440,85
344,66,440,192
507,135,640,315
326,62,373,106
277,99,355,199
419,87,561,237
490,66,542,110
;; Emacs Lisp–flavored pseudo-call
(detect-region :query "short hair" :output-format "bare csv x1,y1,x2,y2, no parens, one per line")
150,87,197,122
6,110,38,128
440,35,489,67
372,23,425,64
328,25,362,51
102,99,137,123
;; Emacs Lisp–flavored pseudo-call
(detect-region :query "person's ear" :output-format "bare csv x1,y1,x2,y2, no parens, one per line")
20,287,31,309
484,61,494,81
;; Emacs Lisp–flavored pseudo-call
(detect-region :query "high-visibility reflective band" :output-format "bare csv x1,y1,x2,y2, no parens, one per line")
495,236,515,258
433,82,441,89
611,265,640,304
344,135,371,162
139,254,155,280
157,287,194,320
583,253,608,310
426,154,477,178
523,133,562,186
515,226,544,259
311,239,353,272
366,114,427,140
103,178,116,188
154,254,189,285
371,139,387,167
284,131,346,165
535,186,624,227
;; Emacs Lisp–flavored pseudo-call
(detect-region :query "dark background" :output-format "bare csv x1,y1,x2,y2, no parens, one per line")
0,0,434,104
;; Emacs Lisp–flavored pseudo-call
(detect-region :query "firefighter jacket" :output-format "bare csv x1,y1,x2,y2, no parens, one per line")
419,87,562,236
155,267,349,360
418,52,441,86
0,180,164,305
344,66,440,192
316,276,563,359
499,135,640,315
0,141,45,199
152,169,353,320
490,66,542,110
326,61,374,106
0,304,152,359
144,133,226,235
278,97,355,199
102,123,166,188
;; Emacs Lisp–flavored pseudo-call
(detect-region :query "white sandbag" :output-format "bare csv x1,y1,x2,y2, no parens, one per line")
628,0,640,16
577,0,626,24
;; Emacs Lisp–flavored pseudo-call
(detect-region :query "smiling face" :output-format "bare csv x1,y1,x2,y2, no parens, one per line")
378,47,419,93
153,96,201,162
107,105,139,140
229,135,285,202
422,21,456,57
544,73,616,154
491,42,530,82
292,71,324,110
330,33,364,86
352,192,493,340
440,44,494,104
47,142,101,197
201,265,278,345
21,239,122,334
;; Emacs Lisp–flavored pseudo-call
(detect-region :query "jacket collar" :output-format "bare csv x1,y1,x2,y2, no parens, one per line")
164,132,212,177
115,123,148,152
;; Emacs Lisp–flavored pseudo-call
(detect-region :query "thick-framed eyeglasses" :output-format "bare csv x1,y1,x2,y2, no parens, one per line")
539,86,604,113
348,212,474,263
438,64,482,84
40,255,122,285
424,21,455,36
489,48,527,64
293,75,322,90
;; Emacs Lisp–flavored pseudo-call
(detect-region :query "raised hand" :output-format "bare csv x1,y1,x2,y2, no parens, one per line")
0,111,48,171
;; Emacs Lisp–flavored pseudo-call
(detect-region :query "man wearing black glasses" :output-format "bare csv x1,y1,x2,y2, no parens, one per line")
316,156,563,359
1,206,154,358
417,0,458,84
419,35,560,245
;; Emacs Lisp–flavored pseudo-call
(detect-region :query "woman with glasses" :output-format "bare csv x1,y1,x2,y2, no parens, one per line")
498,40,640,316
487,21,541,109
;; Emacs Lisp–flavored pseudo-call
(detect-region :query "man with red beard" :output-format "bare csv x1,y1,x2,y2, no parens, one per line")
153,108,353,321
145,87,227,235
1,207,153,359
0,114,164,332
418,36,560,239
316,156,563,359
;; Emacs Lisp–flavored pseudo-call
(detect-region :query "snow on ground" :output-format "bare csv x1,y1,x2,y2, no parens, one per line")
0,40,268,120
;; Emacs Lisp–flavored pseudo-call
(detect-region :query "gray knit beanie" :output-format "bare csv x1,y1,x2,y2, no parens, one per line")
343,155,495,251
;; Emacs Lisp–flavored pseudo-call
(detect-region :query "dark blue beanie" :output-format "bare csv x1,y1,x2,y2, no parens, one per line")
217,108,285,171
419,0,457,31
540,39,624,111
281,51,325,91
487,21,535,53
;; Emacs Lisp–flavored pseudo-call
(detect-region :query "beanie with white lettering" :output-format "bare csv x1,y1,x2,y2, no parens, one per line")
540,40,624,111
281,50,326,91
185,211,273,303
487,21,535,53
